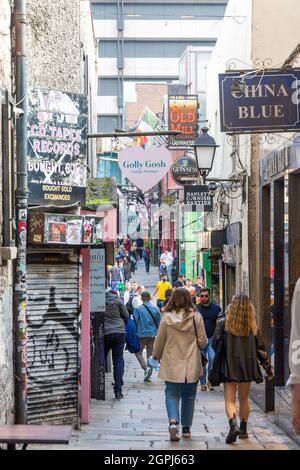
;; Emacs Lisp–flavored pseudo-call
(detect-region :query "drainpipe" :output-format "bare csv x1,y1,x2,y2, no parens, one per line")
14,0,28,424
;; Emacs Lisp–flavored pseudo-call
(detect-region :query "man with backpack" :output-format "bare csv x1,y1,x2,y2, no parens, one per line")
133,291,161,382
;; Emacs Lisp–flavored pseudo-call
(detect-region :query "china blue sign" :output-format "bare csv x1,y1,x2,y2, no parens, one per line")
219,70,300,133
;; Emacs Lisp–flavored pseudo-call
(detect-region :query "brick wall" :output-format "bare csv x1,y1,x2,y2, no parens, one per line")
125,83,168,128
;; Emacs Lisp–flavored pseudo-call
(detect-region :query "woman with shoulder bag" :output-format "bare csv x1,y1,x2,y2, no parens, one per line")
209,293,273,444
153,288,208,441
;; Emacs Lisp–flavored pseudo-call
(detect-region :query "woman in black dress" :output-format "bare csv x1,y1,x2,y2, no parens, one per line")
211,294,273,444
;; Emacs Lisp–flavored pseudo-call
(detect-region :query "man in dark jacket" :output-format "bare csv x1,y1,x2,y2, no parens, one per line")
104,290,129,399
197,287,223,391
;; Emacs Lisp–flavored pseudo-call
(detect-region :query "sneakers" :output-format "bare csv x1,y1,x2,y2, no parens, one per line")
144,367,153,382
169,420,180,441
182,427,191,438
200,384,207,391
115,392,123,400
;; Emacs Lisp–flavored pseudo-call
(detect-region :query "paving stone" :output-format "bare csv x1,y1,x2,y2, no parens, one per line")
30,263,300,451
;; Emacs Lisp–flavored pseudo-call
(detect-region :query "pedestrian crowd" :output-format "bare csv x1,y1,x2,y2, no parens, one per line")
102,239,300,444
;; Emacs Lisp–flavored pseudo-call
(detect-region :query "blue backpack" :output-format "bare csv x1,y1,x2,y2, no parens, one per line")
125,316,141,353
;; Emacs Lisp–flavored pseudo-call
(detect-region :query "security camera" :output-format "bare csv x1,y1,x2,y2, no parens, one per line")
208,181,218,197
13,107,24,118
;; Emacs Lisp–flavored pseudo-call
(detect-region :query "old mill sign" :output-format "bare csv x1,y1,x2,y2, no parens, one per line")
219,70,300,133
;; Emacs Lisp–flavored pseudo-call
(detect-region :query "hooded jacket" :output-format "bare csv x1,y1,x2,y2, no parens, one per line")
153,309,207,383
104,292,129,336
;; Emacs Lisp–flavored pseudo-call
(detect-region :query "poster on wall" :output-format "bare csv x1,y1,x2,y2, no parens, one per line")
168,95,198,149
27,89,88,205
90,248,106,312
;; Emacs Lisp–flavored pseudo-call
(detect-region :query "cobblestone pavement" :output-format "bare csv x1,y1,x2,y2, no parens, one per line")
30,262,299,450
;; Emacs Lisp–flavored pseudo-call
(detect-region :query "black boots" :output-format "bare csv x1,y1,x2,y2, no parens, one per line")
225,415,240,444
239,420,249,439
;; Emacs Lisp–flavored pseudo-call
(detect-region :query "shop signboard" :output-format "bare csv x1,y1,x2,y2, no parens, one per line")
184,185,213,212
219,70,300,133
27,89,88,205
118,146,172,192
171,155,199,186
168,95,198,148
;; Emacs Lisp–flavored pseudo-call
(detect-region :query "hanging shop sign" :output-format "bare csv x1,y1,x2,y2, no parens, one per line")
260,143,300,185
171,155,199,186
168,95,198,148
28,212,103,245
219,70,300,133
118,146,172,192
86,177,118,206
27,89,88,205
184,185,213,212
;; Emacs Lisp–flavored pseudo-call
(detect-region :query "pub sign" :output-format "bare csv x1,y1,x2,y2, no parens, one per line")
219,70,300,133
168,95,198,148
27,89,88,205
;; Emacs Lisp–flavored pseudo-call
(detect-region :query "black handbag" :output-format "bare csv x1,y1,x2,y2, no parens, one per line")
192,316,208,367
208,328,225,386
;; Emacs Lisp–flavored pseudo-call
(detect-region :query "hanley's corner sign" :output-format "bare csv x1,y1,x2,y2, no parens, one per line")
219,69,300,133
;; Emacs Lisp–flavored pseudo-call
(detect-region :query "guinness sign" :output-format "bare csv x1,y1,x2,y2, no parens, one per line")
171,156,199,186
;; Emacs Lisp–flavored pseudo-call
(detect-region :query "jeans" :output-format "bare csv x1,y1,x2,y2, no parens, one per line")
110,281,120,291
144,258,150,273
104,333,125,394
165,382,198,427
166,265,173,283
157,300,164,310
200,337,215,385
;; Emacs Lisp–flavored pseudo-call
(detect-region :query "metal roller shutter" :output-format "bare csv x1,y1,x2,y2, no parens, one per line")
26,251,80,425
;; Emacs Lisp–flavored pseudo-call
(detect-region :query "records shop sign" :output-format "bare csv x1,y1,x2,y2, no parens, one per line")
27,89,88,205
219,70,300,133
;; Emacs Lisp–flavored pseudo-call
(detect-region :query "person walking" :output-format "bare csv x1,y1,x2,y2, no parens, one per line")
197,287,223,391
153,288,207,441
109,260,124,292
133,291,161,382
132,285,145,310
142,246,152,274
123,256,132,282
123,235,131,253
210,293,273,444
152,275,172,310
193,276,205,297
160,248,174,284
161,288,173,313
174,274,186,288
287,277,300,435
104,290,129,399
129,246,138,274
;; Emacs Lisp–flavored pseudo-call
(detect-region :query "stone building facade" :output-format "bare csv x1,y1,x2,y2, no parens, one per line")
0,0,14,425
0,0,97,425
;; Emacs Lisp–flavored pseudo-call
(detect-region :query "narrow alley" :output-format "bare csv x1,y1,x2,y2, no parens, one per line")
30,263,299,451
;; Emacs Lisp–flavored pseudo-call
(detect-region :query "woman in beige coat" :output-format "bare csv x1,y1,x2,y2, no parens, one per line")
153,288,207,441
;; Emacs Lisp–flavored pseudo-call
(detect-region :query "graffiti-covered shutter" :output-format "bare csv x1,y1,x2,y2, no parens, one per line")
26,251,80,425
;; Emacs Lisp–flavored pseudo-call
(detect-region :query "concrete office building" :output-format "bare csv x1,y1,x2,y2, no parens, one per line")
91,0,228,141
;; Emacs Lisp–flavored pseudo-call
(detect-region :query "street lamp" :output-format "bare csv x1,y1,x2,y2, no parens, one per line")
192,127,219,183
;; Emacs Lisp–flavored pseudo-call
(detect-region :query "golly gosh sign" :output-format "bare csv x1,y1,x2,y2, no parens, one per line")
118,147,172,192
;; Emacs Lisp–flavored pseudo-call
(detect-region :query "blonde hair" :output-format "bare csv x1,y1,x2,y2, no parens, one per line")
225,294,258,337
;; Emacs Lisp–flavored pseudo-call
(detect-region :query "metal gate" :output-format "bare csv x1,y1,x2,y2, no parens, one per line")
26,251,80,425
